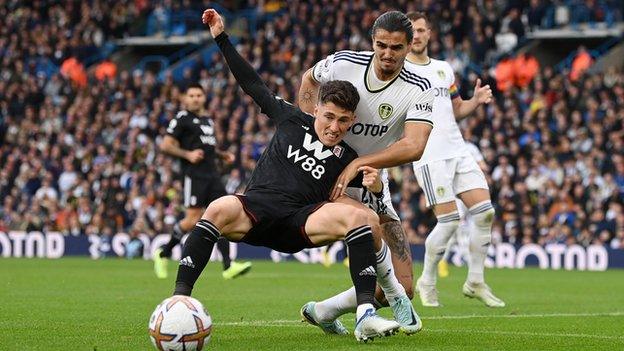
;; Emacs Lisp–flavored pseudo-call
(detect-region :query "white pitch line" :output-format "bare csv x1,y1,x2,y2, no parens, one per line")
218,311,624,325
217,311,624,330
427,328,624,341
219,320,304,327
426,311,624,320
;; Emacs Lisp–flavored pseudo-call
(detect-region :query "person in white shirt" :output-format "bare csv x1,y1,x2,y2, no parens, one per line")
407,12,505,308
298,10,434,335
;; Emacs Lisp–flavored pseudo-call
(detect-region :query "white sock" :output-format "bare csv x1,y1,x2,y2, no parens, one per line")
467,201,495,284
442,232,457,262
314,287,356,322
420,211,460,285
375,241,405,301
356,303,375,321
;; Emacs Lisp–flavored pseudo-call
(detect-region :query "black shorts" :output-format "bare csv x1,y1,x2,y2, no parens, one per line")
183,175,226,208
233,193,327,254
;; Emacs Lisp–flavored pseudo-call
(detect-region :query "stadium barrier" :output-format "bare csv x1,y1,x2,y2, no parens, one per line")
0,231,619,271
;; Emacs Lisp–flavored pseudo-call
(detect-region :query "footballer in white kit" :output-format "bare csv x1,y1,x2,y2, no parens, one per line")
297,11,434,336
407,12,505,308
312,48,434,220
411,59,489,207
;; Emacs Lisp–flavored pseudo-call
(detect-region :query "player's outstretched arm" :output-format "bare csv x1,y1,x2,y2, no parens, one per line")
298,68,320,114
202,9,284,119
330,122,432,200
452,78,493,120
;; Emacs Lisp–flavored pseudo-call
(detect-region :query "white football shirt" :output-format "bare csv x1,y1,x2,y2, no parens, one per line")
407,58,470,167
312,50,434,156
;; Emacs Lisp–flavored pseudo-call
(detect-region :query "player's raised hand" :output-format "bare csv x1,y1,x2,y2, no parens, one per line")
330,161,359,200
186,149,204,164
473,78,493,105
359,166,382,194
202,9,225,38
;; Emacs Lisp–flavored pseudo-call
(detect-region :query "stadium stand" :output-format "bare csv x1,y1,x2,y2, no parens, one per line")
0,0,622,252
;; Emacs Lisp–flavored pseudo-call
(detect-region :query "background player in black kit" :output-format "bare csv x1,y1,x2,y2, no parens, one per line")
170,9,408,342
153,83,252,280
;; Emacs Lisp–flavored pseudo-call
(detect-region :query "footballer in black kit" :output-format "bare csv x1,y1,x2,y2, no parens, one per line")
167,108,224,207
171,9,406,342
154,85,252,280
237,87,361,253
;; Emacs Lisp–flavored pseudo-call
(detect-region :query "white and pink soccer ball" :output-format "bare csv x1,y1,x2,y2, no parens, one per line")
148,296,212,350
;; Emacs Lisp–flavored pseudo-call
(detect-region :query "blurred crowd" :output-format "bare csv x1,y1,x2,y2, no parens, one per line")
0,0,622,250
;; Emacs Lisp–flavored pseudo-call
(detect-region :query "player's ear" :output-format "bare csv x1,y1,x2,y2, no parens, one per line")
347,112,356,127
313,104,319,117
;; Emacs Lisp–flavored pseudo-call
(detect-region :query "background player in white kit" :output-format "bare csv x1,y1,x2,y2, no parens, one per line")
407,12,505,307
438,142,489,278
298,11,434,332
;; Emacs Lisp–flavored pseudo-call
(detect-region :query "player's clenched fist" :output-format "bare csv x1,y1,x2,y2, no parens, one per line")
186,149,204,164
202,9,225,38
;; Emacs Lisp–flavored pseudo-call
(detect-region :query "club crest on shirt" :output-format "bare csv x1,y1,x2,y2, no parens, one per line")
436,186,445,197
332,145,344,158
378,103,393,120
437,70,446,80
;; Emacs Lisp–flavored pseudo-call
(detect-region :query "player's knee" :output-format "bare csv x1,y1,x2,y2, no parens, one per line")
203,197,238,227
348,207,371,229
472,206,495,228
364,208,380,229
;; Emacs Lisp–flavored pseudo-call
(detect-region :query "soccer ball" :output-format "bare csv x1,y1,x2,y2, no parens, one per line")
148,295,212,350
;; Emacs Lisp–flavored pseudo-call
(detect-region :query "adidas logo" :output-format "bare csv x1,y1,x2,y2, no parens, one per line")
382,268,392,279
180,256,195,268
359,265,376,276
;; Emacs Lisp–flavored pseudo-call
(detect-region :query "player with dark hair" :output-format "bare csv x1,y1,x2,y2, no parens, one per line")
154,83,252,280
298,10,433,333
170,9,415,342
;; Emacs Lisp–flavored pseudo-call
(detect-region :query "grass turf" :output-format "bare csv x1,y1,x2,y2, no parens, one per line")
1,258,623,350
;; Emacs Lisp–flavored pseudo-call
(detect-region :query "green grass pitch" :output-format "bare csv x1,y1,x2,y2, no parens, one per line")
1,258,623,350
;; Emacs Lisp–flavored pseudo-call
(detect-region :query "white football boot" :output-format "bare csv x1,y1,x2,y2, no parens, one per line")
415,278,441,307
462,281,506,307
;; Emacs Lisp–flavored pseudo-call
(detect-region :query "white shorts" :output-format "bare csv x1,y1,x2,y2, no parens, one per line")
346,169,400,221
414,156,489,208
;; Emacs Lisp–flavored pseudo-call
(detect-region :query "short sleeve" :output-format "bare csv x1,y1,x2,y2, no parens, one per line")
166,111,187,140
406,88,434,127
311,54,336,84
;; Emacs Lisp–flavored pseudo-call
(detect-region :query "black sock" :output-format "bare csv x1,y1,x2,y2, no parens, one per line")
217,237,231,270
344,225,376,306
174,219,220,296
160,222,185,258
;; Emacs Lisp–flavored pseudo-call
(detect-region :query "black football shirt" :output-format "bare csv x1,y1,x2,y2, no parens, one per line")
166,109,219,178
215,32,360,207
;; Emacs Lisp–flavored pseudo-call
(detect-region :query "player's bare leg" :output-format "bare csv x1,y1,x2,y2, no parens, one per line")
457,189,504,307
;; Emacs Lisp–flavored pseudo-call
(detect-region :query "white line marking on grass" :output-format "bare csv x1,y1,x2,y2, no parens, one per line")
217,312,624,328
219,320,304,327
426,311,624,320
427,328,624,341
